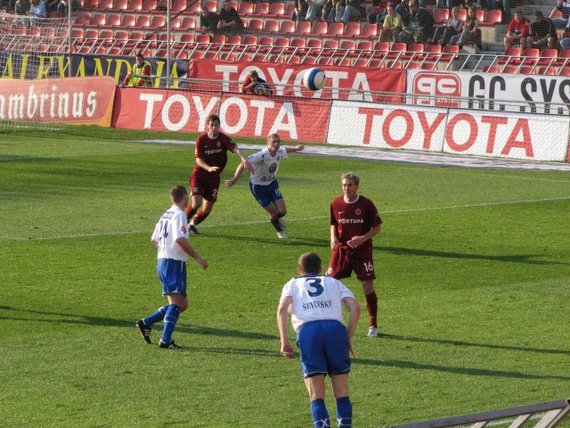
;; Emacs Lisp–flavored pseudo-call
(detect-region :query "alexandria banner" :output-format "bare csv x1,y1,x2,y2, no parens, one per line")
187,60,407,103
0,76,116,126
0,52,188,88
112,88,331,142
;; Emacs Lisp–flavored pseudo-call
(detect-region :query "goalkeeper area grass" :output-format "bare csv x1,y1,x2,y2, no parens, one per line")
0,126,569,427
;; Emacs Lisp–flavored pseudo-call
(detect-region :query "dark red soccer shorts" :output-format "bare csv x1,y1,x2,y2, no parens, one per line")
190,172,221,202
327,244,376,281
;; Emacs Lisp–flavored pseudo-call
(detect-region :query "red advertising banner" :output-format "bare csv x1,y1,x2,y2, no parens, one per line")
112,88,331,142
187,60,406,103
0,77,116,126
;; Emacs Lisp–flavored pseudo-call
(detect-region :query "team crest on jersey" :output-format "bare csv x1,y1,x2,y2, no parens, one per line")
355,208,361,215
216,141,221,147
181,225,187,234
269,163,277,173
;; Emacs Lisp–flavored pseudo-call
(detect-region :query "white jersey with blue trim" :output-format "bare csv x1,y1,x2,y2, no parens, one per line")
280,274,355,331
151,204,189,262
248,147,288,186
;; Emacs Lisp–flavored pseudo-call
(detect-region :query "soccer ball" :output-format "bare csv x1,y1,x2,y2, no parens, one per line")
303,67,326,91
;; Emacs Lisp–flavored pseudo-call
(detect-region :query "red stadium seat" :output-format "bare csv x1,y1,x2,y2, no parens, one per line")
344,22,361,38
203,0,218,13
327,22,344,38
360,23,379,39
263,19,280,34
252,2,269,16
457,8,467,21
537,48,558,67
498,47,522,65
312,21,328,36
86,12,106,28
247,19,264,32
76,12,92,27
135,15,151,29
295,20,311,36
120,14,136,28
279,21,296,35
481,9,502,26
521,48,540,66
171,0,187,13
180,16,197,31
238,2,254,15
433,8,449,25
98,0,113,10
502,64,518,73
124,0,142,12
101,13,121,28
150,15,166,29
267,2,285,18
108,0,128,12
140,0,157,12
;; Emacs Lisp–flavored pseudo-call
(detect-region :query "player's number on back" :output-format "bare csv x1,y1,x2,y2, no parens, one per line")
159,219,169,239
305,278,324,297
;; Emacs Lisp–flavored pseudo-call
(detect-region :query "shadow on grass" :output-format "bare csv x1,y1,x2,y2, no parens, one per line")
381,333,570,356
377,246,568,266
204,231,330,248
353,357,570,381
0,305,277,341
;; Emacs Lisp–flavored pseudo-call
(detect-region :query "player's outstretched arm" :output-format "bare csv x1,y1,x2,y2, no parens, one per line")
343,297,360,357
277,297,295,358
285,145,304,153
233,147,254,173
224,162,245,188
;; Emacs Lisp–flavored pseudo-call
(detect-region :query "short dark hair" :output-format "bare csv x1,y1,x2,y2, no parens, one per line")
169,185,187,203
298,252,322,275
207,114,220,125
534,10,543,17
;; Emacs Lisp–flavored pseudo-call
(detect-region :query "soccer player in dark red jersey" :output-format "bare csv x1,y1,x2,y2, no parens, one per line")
186,114,253,234
327,172,382,337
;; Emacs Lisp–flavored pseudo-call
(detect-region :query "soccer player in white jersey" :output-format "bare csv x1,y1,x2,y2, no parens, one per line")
277,252,360,428
225,133,304,239
136,186,208,349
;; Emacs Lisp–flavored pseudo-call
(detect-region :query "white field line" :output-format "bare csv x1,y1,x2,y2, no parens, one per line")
2,195,569,242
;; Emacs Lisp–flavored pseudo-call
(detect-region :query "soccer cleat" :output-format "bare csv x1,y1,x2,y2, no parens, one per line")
367,327,379,338
158,340,180,349
136,320,152,344
277,231,288,239
188,224,199,235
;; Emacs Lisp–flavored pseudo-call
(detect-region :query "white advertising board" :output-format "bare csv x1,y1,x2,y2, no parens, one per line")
328,100,570,161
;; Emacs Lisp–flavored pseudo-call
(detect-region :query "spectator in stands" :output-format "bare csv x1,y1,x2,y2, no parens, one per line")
324,0,345,23
549,0,570,29
378,4,402,41
334,0,361,24
217,0,244,35
560,33,570,48
449,6,480,48
432,6,464,45
200,4,219,33
241,70,272,96
292,0,308,21
366,0,387,24
394,0,410,27
14,0,29,15
27,0,46,25
47,0,77,15
398,0,433,44
526,10,557,49
305,0,326,23
503,9,529,49
121,52,152,88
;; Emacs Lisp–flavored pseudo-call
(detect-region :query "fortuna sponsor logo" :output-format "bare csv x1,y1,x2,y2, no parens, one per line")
302,300,332,310
338,218,364,224
205,148,224,155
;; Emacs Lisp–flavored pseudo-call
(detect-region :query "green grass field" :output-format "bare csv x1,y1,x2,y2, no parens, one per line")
1,127,569,427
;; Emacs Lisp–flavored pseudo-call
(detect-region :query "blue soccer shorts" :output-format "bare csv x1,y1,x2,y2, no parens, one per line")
157,258,187,296
249,180,283,208
296,320,351,378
